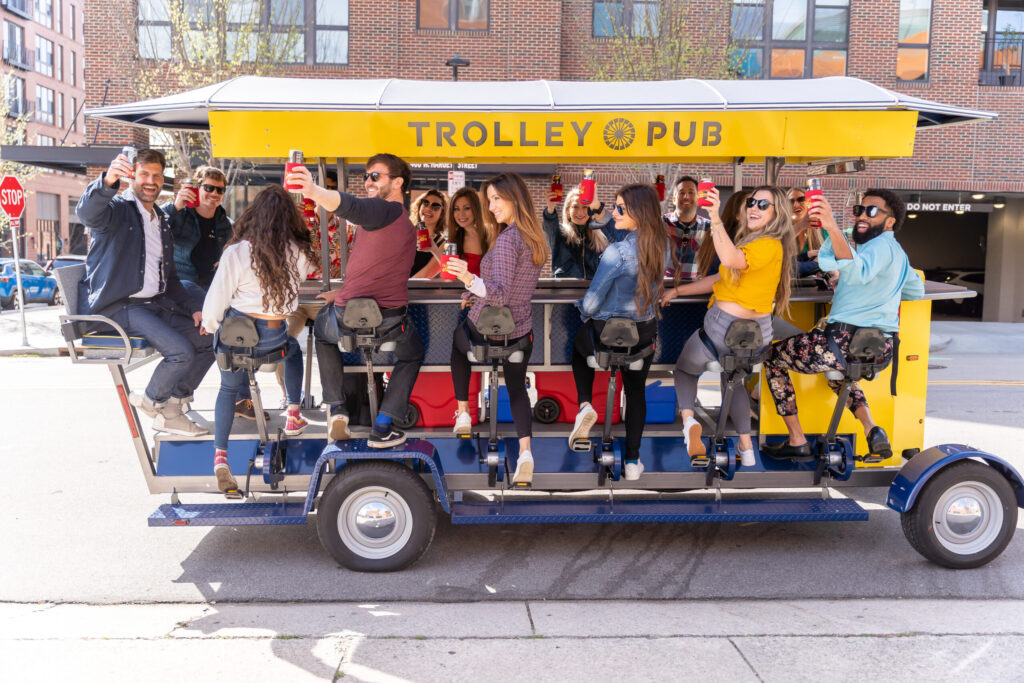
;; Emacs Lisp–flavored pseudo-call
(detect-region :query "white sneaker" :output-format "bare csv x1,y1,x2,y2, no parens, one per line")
568,404,598,446
738,448,756,467
453,411,473,435
683,417,705,457
154,410,209,437
624,461,644,481
129,391,164,419
329,412,350,441
512,451,534,485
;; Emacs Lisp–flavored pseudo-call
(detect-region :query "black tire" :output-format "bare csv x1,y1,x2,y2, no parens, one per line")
393,402,420,430
533,397,561,424
900,460,1018,569
50,286,61,307
316,460,437,572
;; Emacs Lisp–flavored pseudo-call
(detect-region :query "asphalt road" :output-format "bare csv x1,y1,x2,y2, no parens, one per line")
1,350,1022,605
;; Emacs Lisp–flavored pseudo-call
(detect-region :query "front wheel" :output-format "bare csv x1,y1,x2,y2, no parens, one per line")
316,460,437,572
900,460,1018,569
50,286,61,306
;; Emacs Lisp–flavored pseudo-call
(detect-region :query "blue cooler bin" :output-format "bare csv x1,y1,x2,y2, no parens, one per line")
644,380,677,423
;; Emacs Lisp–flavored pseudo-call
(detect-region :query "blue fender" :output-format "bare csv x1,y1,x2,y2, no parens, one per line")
308,439,450,514
887,443,1024,513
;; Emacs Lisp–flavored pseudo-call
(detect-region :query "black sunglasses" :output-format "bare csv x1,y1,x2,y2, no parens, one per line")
613,204,625,215
200,183,225,194
423,201,443,210
791,196,806,204
852,204,890,218
363,171,390,182
745,197,774,210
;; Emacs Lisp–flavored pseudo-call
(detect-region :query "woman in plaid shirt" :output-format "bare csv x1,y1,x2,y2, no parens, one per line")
446,173,550,485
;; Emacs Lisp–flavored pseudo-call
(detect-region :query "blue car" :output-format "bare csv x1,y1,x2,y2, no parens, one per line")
0,258,59,309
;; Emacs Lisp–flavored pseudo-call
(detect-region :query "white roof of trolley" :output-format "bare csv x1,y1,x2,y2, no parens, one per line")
86,76,995,131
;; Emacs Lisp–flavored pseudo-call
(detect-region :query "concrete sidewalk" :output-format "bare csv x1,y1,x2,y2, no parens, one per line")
2,303,1022,357
2,599,1022,681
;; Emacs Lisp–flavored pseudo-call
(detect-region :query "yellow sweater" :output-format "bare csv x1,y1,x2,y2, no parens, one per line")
710,237,782,314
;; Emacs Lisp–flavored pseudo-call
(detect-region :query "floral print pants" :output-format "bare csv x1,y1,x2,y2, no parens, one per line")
764,329,891,417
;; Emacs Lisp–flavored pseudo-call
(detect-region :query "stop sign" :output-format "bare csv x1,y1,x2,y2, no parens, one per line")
0,175,26,218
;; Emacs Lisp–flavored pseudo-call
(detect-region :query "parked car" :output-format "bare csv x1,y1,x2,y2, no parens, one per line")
44,254,86,274
944,269,985,317
0,258,60,309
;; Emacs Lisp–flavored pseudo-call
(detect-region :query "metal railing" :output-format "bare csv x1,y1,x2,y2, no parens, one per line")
979,36,1023,86
1,0,33,19
1,45,34,70
5,99,33,119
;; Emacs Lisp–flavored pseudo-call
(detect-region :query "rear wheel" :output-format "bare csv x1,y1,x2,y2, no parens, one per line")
900,460,1017,569
316,460,437,572
50,286,61,306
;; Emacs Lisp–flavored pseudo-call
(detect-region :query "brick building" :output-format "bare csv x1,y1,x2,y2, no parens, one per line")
82,0,1023,320
2,0,87,260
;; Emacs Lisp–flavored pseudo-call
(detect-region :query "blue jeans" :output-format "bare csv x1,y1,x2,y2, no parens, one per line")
184,280,252,401
214,310,303,450
111,295,215,403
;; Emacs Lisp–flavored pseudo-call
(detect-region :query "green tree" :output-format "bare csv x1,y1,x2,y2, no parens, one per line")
0,69,37,255
135,0,304,185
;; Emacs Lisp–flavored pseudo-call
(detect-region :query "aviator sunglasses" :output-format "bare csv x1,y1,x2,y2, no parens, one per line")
852,204,890,218
422,201,444,210
745,197,774,210
363,171,390,182
200,183,225,194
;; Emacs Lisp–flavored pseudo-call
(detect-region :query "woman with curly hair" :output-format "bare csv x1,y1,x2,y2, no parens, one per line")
567,184,666,481
410,189,448,278
661,185,795,469
202,184,315,493
446,186,489,275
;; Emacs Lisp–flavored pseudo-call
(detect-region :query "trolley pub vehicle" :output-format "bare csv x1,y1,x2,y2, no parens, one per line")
62,77,1022,572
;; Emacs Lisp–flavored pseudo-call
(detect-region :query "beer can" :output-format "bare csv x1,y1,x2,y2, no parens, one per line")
121,145,137,179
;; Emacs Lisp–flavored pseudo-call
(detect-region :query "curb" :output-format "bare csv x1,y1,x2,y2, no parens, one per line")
0,346,65,357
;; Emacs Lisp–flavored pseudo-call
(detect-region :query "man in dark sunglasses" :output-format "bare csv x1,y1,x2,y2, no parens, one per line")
762,188,924,462
287,152,424,450
164,165,232,295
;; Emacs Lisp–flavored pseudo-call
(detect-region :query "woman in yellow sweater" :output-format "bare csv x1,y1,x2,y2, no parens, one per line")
660,186,795,467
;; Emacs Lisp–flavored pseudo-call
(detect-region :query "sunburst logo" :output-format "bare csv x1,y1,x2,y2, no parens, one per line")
602,118,636,150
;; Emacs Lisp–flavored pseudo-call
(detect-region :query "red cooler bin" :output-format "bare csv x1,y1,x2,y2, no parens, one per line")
533,370,622,425
407,372,481,428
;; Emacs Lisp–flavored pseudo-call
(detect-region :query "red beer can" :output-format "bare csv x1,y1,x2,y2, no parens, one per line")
655,174,666,201
284,150,304,191
550,174,563,203
440,242,459,280
579,169,596,206
416,222,431,250
805,178,823,228
184,179,199,208
697,178,714,207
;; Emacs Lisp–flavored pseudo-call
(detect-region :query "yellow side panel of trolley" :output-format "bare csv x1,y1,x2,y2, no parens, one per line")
758,292,931,467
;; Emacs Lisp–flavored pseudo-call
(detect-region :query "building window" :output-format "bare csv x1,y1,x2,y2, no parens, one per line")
2,20,33,70
418,0,488,31
139,0,349,65
5,75,27,117
70,4,76,40
594,0,660,38
35,0,53,29
35,85,54,125
69,50,76,86
730,0,849,78
70,95,77,131
981,0,1024,86
35,36,54,77
56,0,63,33
897,0,931,81
57,91,64,128
56,46,63,81
37,134,54,146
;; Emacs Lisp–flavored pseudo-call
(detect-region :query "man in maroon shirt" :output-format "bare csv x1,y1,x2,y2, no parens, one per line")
287,153,423,448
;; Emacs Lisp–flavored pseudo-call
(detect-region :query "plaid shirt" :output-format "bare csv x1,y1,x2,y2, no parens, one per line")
468,223,541,339
663,211,711,280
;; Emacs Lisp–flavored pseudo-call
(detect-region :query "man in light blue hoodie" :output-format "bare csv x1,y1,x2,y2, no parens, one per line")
762,188,924,460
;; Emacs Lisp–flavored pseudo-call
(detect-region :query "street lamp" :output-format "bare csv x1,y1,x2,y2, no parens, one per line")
445,55,470,81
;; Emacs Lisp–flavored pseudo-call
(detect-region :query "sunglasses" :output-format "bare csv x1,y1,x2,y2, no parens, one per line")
613,204,625,216
745,197,774,210
852,204,890,218
363,171,390,182
200,184,225,194
791,196,806,204
423,201,443,210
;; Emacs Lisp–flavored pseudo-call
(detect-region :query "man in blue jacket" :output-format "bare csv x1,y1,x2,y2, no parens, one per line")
162,165,232,299
76,149,214,436
762,188,924,461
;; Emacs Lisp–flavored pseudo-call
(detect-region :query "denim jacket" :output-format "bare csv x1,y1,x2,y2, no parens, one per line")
161,202,233,285
575,232,655,322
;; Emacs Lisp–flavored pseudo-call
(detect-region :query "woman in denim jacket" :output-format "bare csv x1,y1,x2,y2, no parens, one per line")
567,184,667,481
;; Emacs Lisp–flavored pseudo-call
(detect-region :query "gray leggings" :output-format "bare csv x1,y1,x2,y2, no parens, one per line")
673,305,774,435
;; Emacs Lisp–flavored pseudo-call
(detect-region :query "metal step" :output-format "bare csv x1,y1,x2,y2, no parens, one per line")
450,497,868,524
149,502,308,527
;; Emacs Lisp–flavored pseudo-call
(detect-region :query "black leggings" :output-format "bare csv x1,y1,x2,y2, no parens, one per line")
572,318,658,461
451,318,534,438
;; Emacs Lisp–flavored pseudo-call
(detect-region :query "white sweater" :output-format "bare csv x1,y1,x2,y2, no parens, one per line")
202,241,310,334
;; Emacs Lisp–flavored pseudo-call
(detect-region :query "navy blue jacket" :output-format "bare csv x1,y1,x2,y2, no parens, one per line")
161,202,233,285
76,173,197,318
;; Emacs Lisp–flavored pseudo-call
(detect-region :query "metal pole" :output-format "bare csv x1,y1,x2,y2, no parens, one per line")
337,158,348,278
733,156,745,192
9,216,28,347
317,158,329,293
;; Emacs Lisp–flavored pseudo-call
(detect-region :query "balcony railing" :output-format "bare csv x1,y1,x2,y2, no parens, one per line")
1,0,33,20
980,36,1023,86
5,100,33,119
1,45,34,70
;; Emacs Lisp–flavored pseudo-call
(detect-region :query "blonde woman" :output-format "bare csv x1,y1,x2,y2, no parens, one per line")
410,189,448,278
661,185,796,467
543,186,616,278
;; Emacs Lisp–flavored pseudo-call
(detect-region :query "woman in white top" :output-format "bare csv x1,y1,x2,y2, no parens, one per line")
202,184,314,493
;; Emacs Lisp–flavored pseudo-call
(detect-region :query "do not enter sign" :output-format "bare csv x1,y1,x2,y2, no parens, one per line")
0,175,26,218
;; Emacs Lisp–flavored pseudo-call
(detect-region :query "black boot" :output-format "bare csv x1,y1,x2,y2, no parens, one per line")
866,426,893,459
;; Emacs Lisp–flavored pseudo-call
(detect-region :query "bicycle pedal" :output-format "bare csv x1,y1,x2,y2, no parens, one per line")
855,454,885,464
571,438,592,452
510,480,532,490
223,487,243,500
690,455,711,469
